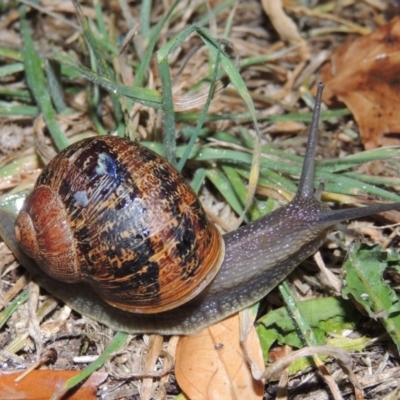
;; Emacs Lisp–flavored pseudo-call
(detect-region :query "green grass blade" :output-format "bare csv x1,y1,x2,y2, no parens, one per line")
135,0,179,87
157,54,176,165
0,88,32,102
142,140,400,203
195,0,235,27
51,331,129,400
319,147,400,173
52,52,162,108
222,165,261,221
0,47,23,61
191,168,207,194
45,59,68,113
206,168,244,218
19,5,69,151
72,0,123,123
175,108,350,123
140,0,152,37
177,46,222,172
72,0,110,78
0,290,29,330
156,25,200,165
0,105,38,116
316,171,400,202
344,172,400,187
195,25,261,220
93,0,107,36
0,62,24,77
279,282,319,347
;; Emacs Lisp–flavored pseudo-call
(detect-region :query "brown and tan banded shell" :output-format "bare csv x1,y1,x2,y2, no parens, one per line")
15,136,224,313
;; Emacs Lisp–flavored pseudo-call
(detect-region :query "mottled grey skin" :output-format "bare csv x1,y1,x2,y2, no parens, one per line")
1,83,400,334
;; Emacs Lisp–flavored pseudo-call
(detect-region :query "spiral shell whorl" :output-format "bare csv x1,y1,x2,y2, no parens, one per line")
15,186,79,282
16,136,224,313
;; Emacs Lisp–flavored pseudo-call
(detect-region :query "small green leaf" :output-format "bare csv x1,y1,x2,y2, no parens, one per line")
256,297,360,362
342,242,400,351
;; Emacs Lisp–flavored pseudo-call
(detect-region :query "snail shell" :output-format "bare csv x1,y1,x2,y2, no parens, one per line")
14,136,224,314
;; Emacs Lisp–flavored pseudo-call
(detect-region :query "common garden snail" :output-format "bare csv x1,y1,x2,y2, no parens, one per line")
1,83,400,335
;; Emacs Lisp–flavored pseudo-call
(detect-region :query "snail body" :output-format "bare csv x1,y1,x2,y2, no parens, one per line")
2,83,400,334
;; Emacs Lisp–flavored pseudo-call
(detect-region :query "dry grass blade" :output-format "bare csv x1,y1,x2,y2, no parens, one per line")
262,345,363,399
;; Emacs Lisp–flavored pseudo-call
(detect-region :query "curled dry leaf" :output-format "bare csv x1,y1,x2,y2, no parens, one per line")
175,314,264,400
320,16,400,149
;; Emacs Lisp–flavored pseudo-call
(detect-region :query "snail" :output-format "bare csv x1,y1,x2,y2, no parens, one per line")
1,83,400,335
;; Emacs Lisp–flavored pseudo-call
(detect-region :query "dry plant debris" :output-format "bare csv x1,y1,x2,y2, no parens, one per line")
321,16,400,149
1,1,400,400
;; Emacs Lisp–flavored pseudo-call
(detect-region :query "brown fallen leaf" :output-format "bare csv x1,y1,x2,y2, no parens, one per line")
320,16,400,149
175,314,264,400
0,370,107,400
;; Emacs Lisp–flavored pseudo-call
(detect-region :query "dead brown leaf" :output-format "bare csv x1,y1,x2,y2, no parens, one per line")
0,370,107,400
175,314,264,400
320,16,400,149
